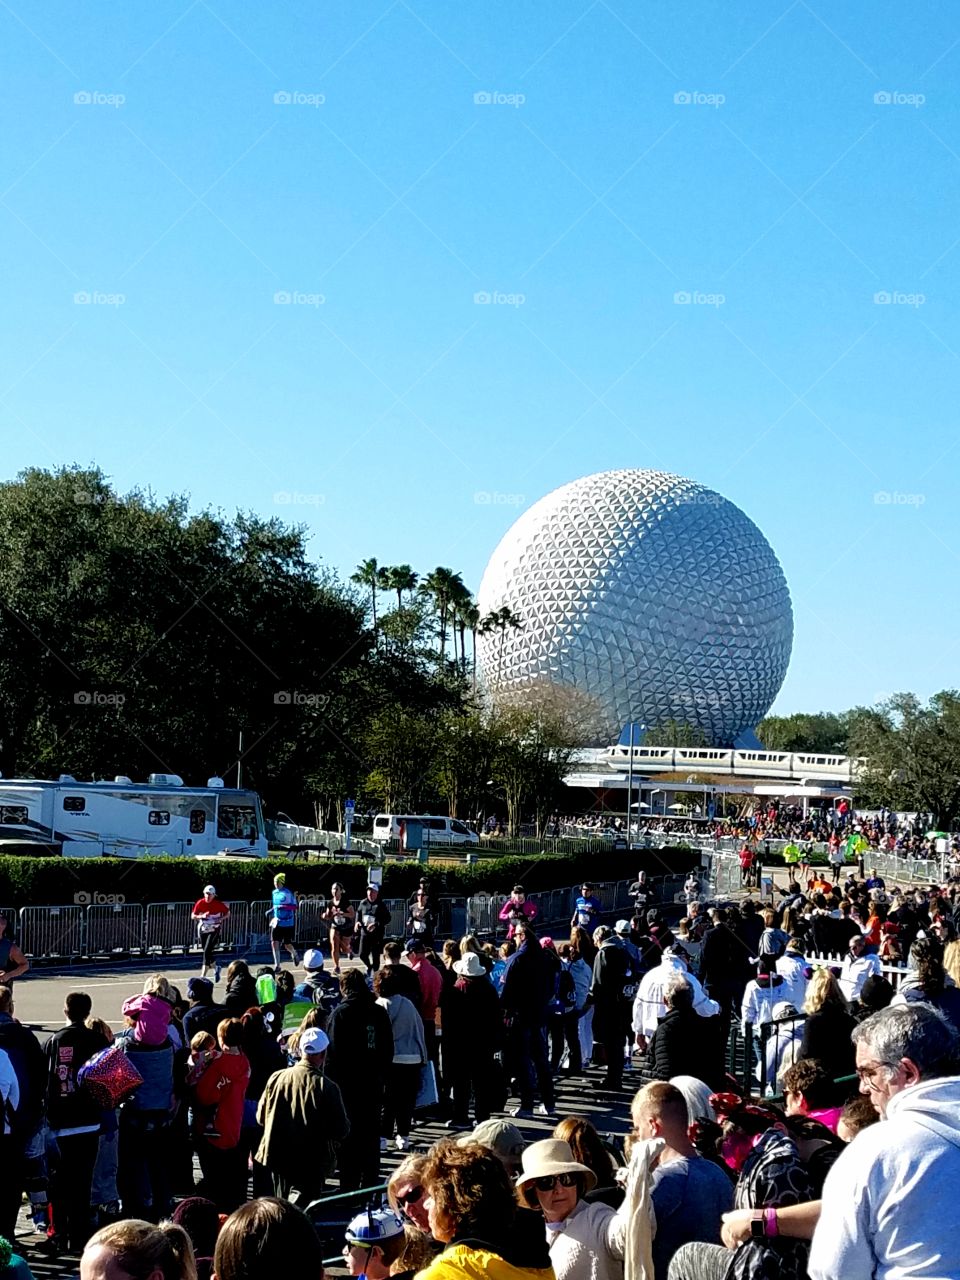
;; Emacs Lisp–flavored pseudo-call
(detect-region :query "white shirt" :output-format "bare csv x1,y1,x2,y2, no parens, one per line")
839,952,881,1001
632,957,719,1038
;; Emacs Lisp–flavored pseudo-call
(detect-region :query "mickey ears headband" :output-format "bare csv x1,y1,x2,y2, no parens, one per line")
709,1091,780,1126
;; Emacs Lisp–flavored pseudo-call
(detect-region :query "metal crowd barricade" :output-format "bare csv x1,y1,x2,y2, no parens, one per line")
294,898,327,946
247,899,272,952
85,902,145,955
466,893,507,935
382,898,409,938
20,905,85,959
145,902,195,953
755,1013,808,1095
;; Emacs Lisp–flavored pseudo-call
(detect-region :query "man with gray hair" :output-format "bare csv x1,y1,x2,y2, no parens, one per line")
633,946,719,1046
646,973,723,1086
808,1002,960,1280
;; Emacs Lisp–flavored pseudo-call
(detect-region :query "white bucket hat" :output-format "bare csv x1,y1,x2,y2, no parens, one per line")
452,952,487,979
516,1139,597,1191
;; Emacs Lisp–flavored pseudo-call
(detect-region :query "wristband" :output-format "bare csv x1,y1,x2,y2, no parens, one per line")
764,1208,778,1238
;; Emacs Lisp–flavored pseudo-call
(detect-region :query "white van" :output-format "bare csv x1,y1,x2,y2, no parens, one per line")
371,814,479,847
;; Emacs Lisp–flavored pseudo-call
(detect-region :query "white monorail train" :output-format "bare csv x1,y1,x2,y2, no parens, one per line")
603,746,861,784
0,773,268,859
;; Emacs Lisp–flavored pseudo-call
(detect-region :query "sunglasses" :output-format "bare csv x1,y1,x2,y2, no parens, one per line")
397,1185,424,1206
534,1172,577,1191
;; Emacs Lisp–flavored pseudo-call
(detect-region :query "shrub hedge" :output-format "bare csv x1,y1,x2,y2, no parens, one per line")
0,846,701,907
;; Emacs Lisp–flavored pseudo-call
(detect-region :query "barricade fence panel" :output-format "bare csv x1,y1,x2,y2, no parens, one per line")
85,903,145,955
145,902,196,953
20,905,85,958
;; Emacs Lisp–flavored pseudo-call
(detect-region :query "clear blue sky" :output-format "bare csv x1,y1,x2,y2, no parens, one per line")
2,0,958,718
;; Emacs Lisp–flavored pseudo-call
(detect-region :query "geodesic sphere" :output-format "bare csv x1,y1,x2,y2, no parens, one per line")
476,469,793,745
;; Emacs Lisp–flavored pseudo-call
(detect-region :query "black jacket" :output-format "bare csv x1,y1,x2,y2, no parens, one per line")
324,992,393,1104
699,924,742,998
648,1007,712,1082
224,973,258,1017
45,1022,110,1132
0,1013,45,1143
441,975,503,1060
182,1000,227,1042
502,942,554,1025
799,1004,856,1088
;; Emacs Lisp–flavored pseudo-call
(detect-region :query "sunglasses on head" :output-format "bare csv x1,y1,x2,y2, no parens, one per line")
534,1172,577,1191
398,1185,424,1206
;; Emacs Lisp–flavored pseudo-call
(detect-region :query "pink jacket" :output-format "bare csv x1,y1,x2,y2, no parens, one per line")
498,897,538,939
122,992,173,1045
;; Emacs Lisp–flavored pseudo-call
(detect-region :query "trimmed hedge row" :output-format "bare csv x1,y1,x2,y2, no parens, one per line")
0,846,701,907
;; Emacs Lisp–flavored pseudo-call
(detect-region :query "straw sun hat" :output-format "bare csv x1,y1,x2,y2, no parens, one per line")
516,1139,597,1190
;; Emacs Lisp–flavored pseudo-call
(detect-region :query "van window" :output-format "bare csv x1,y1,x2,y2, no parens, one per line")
63,796,86,812
189,810,206,834
374,816,389,828
451,820,469,835
424,818,445,830
148,810,171,826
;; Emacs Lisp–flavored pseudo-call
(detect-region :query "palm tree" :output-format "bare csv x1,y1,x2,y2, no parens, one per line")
382,565,418,614
350,557,381,640
448,583,475,678
480,605,523,682
421,567,465,668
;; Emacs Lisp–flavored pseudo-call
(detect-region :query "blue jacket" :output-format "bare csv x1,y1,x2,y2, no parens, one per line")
115,1031,175,1114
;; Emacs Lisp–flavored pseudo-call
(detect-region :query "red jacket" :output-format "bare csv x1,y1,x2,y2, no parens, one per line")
195,1049,250,1149
411,958,443,1022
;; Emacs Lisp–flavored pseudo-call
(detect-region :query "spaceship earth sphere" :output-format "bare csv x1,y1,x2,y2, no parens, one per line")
476,469,793,745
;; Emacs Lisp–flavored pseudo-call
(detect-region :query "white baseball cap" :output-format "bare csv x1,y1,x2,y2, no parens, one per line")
203,885,217,895
299,1028,329,1055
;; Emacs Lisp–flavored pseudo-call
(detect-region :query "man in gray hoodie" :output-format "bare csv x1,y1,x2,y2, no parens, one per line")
808,1002,960,1280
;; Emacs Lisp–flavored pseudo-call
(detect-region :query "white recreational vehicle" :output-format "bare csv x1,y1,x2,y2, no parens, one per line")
0,773,268,859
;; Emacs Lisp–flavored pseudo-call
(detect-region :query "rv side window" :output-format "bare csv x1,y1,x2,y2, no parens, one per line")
218,805,259,839
189,810,206,834
0,806,28,824
148,810,171,826
63,796,86,812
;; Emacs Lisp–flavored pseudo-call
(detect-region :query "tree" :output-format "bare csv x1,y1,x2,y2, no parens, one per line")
757,711,850,753
350,557,382,641
643,719,710,748
381,565,418,615
363,705,437,813
489,700,580,836
421,567,465,670
847,691,960,829
448,585,476,680
479,606,523,682
431,709,495,819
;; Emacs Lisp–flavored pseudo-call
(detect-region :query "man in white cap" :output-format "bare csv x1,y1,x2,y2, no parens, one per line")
255,1026,350,1205
633,946,719,1049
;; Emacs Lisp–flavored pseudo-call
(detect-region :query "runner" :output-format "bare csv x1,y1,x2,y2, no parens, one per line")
355,884,391,973
270,874,299,972
324,882,355,976
191,885,230,982
0,912,29,985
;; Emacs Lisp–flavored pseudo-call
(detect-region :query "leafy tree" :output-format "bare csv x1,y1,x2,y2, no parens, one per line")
489,700,579,836
643,719,710,748
757,711,850,753
363,705,437,813
847,691,960,829
432,709,495,820
421,567,465,670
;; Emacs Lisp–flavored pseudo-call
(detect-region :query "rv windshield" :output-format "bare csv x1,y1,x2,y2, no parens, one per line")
217,805,259,840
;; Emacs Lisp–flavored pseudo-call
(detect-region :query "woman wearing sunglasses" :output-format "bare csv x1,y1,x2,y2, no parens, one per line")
517,1139,625,1280
387,1155,432,1236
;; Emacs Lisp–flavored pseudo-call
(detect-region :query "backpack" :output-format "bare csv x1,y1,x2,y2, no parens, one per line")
556,965,577,1012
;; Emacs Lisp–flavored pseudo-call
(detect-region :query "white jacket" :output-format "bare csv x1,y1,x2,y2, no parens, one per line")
545,1197,625,1280
839,952,881,1002
809,1076,960,1280
0,1048,18,1135
632,956,719,1038
774,953,807,1012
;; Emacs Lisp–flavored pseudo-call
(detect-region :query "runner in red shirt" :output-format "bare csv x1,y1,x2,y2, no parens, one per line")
192,885,231,982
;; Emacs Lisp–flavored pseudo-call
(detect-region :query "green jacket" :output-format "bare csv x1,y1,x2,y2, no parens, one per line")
255,1060,350,1181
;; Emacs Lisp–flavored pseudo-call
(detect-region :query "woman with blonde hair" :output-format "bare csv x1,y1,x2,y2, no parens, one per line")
387,1154,431,1235
944,938,960,989
798,967,855,1094
81,1219,197,1280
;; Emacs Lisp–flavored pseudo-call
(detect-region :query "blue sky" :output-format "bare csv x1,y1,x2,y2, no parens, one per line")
2,0,958,717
